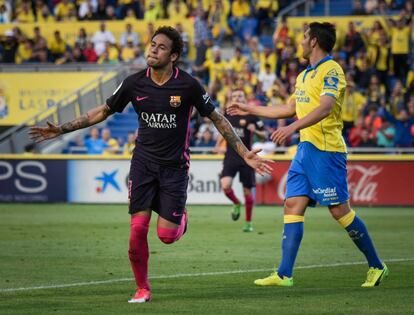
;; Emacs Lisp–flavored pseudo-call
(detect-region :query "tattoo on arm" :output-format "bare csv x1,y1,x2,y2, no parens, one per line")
60,104,113,134
60,112,91,134
209,110,248,158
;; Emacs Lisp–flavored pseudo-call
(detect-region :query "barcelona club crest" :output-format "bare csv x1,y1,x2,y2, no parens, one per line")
170,95,181,108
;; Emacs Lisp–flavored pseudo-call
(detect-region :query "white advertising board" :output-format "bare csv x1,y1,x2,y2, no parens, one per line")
68,160,243,204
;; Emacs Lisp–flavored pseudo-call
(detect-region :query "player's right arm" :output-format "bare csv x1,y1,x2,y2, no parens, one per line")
227,97,296,119
28,104,113,143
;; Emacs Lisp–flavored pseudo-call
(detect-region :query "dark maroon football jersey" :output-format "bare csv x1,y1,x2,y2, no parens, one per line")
224,113,264,165
107,67,215,166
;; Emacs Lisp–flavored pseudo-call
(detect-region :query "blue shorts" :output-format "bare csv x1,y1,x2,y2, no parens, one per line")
285,141,349,207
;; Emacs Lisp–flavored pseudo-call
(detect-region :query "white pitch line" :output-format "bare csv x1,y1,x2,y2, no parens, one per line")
1,257,413,293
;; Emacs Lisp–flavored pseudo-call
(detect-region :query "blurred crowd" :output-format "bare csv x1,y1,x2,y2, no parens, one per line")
1,0,414,153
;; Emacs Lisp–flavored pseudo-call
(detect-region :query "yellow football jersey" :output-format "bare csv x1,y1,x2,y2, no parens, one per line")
292,56,347,153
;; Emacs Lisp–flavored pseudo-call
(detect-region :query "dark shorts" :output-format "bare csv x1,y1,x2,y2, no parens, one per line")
128,156,188,225
221,159,255,189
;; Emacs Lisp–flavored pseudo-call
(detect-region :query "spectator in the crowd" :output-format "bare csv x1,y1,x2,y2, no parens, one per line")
348,116,365,147
194,8,211,73
105,5,117,20
364,106,382,139
15,1,35,23
196,129,216,148
101,127,119,154
259,45,277,74
75,28,89,51
379,107,414,147
123,131,136,155
144,0,162,21
118,0,142,19
55,50,74,64
343,21,365,62
350,0,367,15
358,128,377,148
354,55,374,90
36,0,52,22
229,0,251,45
229,47,248,73
0,30,18,63
48,30,68,61
31,26,48,63
55,0,76,21
342,80,366,137
72,46,87,62
194,45,226,87
91,22,115,56
373,31,390,88
83,41,98,62
255,0,278,34
15,38,32,64
167,0,188,20
78,0,97,20
0,1,11,23
389,80,406,115
120,23,139,47
93,0,110,20
64,134,85,154
85,127,107,154
197,117,219,142
175,22,189,59
121,39,135,62
258,63,276,94
376,118,396,147
208,0,230,46
386,14,412,82
364,0,379,14
130,46,146,70
142,22,155,48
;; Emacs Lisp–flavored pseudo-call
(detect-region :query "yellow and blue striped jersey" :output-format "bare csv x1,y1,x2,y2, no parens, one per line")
292,56,347,153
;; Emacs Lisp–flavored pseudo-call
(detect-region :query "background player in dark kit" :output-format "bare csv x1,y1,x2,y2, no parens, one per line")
28,26,272,303
217,90,266,232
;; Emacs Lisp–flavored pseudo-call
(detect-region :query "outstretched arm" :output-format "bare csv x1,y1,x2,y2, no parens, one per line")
28,104,113,143
271,95,335,144
227,97,296,119
208,110,272,175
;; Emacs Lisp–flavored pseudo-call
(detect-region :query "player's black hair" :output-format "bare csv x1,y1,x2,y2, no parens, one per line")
308,22,336,53
152,26,183,62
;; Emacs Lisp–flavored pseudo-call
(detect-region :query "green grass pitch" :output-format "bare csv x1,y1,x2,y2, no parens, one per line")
1,204,413,315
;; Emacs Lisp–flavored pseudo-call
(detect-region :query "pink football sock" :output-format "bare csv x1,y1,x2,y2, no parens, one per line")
128,215,151,290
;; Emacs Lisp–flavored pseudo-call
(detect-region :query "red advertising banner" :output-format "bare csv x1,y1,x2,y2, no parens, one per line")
256,161,414,206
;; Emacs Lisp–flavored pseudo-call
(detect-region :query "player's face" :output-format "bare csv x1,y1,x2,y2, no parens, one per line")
147,34,177,69
231,90,246,103
301,29,313,60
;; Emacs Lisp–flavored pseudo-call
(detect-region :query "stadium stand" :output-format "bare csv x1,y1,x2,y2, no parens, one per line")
0,0,413,154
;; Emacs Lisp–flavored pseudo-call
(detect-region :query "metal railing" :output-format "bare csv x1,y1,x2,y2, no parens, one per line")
0,65,129,154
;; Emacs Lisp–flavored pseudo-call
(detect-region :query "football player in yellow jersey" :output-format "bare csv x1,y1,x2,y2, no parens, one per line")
228,22,388,288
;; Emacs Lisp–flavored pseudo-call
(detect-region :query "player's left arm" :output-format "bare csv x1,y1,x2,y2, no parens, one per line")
271,95,335,145
208,110,272,175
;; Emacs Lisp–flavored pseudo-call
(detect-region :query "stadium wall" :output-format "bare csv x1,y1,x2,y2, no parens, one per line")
1,154,414,206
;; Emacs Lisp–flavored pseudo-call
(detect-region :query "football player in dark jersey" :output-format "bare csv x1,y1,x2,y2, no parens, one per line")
218,90,266,232
29,26,272,303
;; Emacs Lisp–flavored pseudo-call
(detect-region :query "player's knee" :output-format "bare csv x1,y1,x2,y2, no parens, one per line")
157,228,179,244
284,198,298,213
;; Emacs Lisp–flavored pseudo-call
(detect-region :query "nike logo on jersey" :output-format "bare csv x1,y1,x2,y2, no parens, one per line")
172,211,183,217
136,96,149,101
